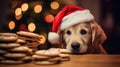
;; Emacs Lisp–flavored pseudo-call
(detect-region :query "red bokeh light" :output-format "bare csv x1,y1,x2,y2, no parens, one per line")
45,14,54,23
19,24,27,31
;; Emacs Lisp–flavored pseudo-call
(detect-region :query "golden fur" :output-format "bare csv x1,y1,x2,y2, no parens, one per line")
57,21,107,54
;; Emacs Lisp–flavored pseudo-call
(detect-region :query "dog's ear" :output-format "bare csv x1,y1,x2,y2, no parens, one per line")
90,21,107,46
58,30,66,48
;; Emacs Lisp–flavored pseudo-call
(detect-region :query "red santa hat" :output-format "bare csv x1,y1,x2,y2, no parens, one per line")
48,5,94,44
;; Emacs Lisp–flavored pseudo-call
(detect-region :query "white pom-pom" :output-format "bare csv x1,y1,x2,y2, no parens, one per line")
48,32,59,44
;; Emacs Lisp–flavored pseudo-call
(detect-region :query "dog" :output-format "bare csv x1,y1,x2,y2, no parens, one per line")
58,21,107,54
48,5,107,54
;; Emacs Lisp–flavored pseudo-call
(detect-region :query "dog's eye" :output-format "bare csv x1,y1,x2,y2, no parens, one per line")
66,30,71,35
80,29,87,35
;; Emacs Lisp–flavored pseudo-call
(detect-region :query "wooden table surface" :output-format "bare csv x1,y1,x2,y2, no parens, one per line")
0,54,120,67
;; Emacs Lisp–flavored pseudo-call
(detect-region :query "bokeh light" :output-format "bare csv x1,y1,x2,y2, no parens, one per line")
50,1,60,9
8,21,15,30
45,14,54,23
34,4,42,13
15,14,22,20
19,24,27,31
15,8,22,16
39,35,46,44
28,23,36,32
21,3,29,12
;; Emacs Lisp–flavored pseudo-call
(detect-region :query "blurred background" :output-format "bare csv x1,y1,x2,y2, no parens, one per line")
0,0,120,54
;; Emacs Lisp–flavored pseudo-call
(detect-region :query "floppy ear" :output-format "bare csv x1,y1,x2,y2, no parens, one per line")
89,21,107,54
90,21,107,45
58,30,66,48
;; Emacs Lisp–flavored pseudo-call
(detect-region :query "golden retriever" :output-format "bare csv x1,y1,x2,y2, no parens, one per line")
57,21,107,54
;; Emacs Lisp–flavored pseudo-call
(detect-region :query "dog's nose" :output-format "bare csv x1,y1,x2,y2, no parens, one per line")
71,42,80,50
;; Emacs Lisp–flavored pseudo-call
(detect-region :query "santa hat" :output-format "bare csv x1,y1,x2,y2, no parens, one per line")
48,5,94,44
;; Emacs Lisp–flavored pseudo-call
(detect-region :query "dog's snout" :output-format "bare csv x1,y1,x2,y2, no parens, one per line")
71,42,80,50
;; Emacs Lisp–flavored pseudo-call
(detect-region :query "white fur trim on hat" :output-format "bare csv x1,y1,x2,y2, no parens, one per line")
60,10,94,31
48,32,59,44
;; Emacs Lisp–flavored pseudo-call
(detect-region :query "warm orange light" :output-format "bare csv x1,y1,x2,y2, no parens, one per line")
45,14,54,23
34,5,42,13
21,3,28,12
8,21,15,30
38,35,46,44
15,14,22,20
28,23,36,32
50,1,59,9
15,8,22,16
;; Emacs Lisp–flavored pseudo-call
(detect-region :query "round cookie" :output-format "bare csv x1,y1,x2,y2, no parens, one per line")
17,31,40,38
32,54,50,60
27,49,34,55
49,48,71,54
4,53,26,59
0,60,24,64
59,54,70,61
21,56,33,62
33,60,60,65
0,33,17,36
10,46,30,53
16,39,26,43
0,43,20,48
49,56,61,63
0,36,17,42
0,56,5,60
35,50,60,57
0,50,7,55
59,48,71,54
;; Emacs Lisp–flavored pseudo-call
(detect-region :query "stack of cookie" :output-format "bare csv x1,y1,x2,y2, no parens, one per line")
32,48,70,65
0,33,33,64
16,31,42,51
50,48,71,61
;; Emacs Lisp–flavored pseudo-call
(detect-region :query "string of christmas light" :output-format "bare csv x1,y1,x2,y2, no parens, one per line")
8,0,65,33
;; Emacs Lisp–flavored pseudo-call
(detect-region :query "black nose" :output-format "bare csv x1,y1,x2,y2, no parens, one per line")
71,42,80,50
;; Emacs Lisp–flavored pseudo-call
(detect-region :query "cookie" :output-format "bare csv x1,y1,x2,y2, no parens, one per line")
4,53,26,59
27,49,33,55
0,56,5,60
0,50,7,55
32,54,50,60
25,41,40,51
33,60,60,65
59,54,70,61
17,31,40,38
0,36,17,42
49,48,71,54
59,48,71,54
33,49,61,65
0,33,17,36
0,43,20,48
35,50,60,57
33,56,61,65
16,39,26,43
10,46,30,53
21,56,33,62
49,56,61,63
0,60,24,64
